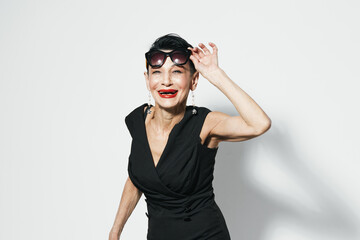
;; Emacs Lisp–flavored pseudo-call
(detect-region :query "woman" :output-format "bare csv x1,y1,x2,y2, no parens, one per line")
109,33,271,240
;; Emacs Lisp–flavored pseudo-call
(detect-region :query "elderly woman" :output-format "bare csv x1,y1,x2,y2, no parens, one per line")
109,33,271,240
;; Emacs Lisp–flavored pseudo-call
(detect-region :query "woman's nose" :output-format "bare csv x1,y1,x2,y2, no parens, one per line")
161,57,174,84
162,73,172,85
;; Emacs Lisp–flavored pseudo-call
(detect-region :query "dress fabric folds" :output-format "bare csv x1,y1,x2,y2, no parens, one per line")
125,103,231,240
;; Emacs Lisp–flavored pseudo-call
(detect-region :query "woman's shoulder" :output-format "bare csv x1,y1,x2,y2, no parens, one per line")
126,103,212,121
125,103,147,130
192,105,212,118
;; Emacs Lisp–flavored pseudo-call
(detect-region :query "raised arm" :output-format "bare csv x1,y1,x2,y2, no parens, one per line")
188,43,271,144
109,176,143,240
205,67,271,143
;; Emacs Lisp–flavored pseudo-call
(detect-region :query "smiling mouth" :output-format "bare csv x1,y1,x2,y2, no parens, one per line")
158,90,178,95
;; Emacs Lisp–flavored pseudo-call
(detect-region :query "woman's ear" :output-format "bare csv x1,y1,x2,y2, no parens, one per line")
190,71,199,91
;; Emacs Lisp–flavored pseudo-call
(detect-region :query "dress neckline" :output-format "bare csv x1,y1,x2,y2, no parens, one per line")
142,104,190,170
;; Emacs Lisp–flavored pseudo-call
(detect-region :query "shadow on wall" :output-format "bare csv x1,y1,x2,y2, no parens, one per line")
212,106,359,240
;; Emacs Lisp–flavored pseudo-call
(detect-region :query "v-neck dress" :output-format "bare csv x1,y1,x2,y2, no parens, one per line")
125,103,231,240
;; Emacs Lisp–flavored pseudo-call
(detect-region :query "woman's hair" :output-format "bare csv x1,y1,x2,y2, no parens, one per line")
146,33,196,75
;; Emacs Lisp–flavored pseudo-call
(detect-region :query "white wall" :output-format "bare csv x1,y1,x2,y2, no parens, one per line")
1,0,359,239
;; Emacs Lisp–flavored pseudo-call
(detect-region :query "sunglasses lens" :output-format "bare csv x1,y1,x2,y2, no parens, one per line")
171,50,189,65
147,49,190,67
149,52,165,67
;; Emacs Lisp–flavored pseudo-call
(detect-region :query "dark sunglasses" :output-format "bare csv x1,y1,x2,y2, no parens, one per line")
145,48,192,68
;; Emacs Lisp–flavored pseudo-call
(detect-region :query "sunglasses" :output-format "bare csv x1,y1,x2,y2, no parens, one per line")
145,48,192,68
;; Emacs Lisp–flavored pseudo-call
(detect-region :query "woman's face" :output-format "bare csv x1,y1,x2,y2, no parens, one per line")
144,49,199,109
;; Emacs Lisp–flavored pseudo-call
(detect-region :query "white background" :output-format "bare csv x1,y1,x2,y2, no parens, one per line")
1,0,359,239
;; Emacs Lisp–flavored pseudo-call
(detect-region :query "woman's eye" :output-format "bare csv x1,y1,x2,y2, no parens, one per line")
152,71,160,74
173,70,182,73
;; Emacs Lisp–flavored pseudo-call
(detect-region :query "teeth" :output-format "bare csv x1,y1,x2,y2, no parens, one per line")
159,91,177,94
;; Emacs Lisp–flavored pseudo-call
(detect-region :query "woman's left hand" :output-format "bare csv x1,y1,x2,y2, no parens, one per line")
188,42,222,82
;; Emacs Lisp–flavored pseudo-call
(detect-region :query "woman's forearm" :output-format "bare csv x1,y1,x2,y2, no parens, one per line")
109,176,143,238
209,68,271,129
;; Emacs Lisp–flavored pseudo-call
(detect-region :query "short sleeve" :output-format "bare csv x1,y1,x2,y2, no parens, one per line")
124,103,147,139
193,106,212,138
125,114,135,139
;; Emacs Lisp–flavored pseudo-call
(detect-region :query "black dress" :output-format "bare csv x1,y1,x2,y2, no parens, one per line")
125,103,231,240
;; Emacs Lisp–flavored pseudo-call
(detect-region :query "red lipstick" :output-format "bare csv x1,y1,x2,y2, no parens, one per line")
157,89,178,98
